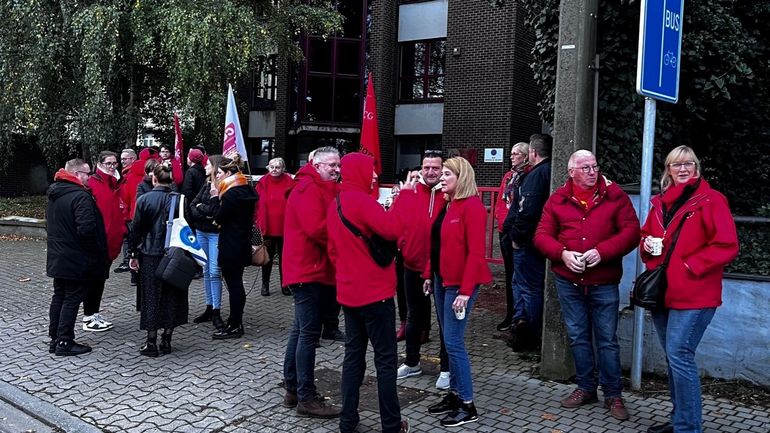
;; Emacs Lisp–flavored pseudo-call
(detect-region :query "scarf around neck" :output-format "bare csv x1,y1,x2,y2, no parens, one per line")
218,172,249,196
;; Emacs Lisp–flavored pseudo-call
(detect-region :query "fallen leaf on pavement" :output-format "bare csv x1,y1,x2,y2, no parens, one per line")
18,277,31,282
542,412,557,420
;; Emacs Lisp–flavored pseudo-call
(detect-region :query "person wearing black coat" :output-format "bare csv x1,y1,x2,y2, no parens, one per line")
181,149,207,215
128,164,189,357
205,155,258,339
46,159,109,356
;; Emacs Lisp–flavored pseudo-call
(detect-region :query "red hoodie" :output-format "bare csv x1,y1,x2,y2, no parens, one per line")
88,169,127,261
327,153,414,307
281,163,338,287
423,194,492,296
396,181,445,272
255,172,295,236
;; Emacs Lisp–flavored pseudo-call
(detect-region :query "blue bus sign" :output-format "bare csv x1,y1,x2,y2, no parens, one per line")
636,0,685,104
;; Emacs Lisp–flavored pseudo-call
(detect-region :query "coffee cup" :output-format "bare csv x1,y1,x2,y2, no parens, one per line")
454,307,466,320
649,237,663,256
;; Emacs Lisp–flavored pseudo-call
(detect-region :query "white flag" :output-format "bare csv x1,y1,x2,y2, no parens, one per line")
222,83,248,161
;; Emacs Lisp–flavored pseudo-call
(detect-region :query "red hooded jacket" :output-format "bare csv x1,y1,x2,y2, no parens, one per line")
255,172,295,236
534,176,640,286
281,163,338,287
88,169,127,261
327,153,414,307
122,161,145,220
396,181,445,272
423,194,492,296
640,178,738,309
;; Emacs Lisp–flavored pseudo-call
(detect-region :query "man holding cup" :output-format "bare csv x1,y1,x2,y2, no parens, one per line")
533,150,639,421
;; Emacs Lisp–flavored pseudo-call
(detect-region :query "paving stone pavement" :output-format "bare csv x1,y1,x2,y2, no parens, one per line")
1,238,768,433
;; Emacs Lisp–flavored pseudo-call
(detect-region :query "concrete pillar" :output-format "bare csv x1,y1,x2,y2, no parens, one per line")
540,0,598,380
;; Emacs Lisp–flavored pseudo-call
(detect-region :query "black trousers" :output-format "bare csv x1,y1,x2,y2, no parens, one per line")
499,231,515,321
261,236,284,288
82,262,110,316
403,268,432,366
49,278,88,341
321,285,341,333
222,264,246,325
395,253,407,323
340,299,401,433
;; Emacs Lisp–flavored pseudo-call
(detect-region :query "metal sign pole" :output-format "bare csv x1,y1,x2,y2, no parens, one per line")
631,96,656,390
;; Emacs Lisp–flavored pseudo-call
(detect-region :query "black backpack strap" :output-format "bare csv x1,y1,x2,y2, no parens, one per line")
336,194,365,239
661,211,692,267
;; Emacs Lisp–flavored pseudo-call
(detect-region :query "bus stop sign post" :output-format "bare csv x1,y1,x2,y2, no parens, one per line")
631,0,685,391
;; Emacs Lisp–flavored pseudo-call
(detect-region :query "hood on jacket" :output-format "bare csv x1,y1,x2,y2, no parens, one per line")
340,153,374,194
49,170,88,200
294,162,317,181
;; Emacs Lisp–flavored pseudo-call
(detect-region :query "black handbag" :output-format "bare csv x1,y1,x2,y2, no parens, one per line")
335,195,397,267
631,213,690,310
154,193,197,291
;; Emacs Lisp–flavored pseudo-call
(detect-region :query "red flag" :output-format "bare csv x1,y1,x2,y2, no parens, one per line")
173,112,184,164
359,72,381,174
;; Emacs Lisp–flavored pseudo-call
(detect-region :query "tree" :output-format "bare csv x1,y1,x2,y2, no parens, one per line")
0,0,342,168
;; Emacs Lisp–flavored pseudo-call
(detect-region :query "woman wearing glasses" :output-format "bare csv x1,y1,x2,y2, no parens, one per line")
639,145,739,433
254,157,295,296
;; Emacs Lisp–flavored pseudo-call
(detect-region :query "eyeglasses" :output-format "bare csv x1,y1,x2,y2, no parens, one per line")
121,157,134,162
317,162,340,168
266,165,282,170
571,164,599,173
102,161,118,167
76,171,92,177
669,161,696,170
511,151,527,156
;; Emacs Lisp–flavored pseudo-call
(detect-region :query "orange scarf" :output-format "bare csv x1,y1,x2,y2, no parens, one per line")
218,172,249,196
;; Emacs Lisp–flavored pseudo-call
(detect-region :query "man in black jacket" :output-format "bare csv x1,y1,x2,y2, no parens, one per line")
502,133,552,351
46,158,109,356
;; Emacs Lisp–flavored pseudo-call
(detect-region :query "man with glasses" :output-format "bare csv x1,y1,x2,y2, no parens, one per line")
503,133,552,352
534,149,639,421
84,151,127,332
46,159,109,355
281,146,342,418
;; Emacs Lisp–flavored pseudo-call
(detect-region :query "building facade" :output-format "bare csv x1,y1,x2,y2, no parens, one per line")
247,0,542,186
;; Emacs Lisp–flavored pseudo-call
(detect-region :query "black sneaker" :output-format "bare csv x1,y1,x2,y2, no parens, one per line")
55,340,92,356
140,341,159,357
114,262,130,273
321,329,345,342
440,401,479,427
427,391,460,415
48,339,56,354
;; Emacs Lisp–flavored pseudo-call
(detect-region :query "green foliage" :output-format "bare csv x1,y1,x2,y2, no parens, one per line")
519,0,559,124
727,223,770,276
0,0,342,168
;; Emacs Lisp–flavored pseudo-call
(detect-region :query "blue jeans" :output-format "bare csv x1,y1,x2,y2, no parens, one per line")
339,299,401,433
197,231,222,309
652,308,715,433
554,276,623,397
434,281,479,402
512,244,546,333
283,283,327,401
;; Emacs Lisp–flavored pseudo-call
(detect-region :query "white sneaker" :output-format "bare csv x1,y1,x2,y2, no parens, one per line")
396,363,422,380
83,318,113,332
92,313,113,327
435,371,450,390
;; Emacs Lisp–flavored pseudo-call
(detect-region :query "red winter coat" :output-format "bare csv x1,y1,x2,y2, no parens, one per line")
328,153,413,307
255,173,295,236
534,176,640,285
424,195,492,296
88,169,127,261
281,164,338,287
640,178,738,309
122,162,145,220
396,181,445,272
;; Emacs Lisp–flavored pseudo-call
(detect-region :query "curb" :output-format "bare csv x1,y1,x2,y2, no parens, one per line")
0,380,103,433
0,217,46,238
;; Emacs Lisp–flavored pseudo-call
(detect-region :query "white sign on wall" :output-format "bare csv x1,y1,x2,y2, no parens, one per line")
484,148,504,163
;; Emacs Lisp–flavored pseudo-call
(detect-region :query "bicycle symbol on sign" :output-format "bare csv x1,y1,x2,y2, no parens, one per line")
663,50,677,68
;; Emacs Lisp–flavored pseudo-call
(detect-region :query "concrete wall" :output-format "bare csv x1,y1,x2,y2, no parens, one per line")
618,194,770,386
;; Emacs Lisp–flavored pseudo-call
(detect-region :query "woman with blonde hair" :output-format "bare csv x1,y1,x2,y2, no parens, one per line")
423,156,492,427
639,145,738,433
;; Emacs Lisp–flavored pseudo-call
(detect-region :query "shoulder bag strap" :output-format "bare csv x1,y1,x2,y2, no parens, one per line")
335,194,364,239
661,211,692,267
164,193,179,249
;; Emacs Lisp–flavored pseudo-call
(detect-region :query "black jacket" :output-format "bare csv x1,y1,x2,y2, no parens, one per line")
137,176,176,200
503,158,551,245
129,186,177,257
190,181,220,233
181,165,206,202
209,184,258,267
46,179,109,280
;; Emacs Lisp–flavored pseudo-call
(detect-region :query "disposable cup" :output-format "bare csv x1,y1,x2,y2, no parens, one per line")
454,307,466,320
649,237,663,256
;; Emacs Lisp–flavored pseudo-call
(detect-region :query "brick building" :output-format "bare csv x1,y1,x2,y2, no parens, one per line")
246,0,542,186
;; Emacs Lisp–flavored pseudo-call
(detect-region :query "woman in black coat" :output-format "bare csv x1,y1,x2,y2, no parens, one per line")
128,163,188,357
206,155,258,339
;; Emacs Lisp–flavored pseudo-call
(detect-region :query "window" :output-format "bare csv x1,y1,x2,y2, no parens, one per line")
396,135,442,176
399,39,446,101
252,55,277,110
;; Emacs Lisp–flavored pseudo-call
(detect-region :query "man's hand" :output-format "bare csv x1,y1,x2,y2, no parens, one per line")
422,279,433,295
582,248,602,268
561,250,586,273
129,257,140,271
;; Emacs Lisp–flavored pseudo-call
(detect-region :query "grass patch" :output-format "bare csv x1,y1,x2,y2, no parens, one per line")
0,195,47,219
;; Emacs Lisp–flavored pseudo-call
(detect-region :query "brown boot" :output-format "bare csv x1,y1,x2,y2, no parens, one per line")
296,395,341,419
282,389,298,408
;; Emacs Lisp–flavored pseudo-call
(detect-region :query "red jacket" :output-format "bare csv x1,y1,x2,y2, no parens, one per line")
328,153,413,307
255,173,295,236
88,169,127,261
534,176,640,285
424,195,492,296
494,170,514,232
122,162,145,220
281,164,337,287
640,178,738,309
396,181,445,272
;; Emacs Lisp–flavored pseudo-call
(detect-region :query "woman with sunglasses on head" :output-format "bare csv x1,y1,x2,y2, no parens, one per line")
639,145,739,433
254,157,295,296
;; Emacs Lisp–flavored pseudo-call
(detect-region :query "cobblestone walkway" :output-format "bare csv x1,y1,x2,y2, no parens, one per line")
1,238,768,432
